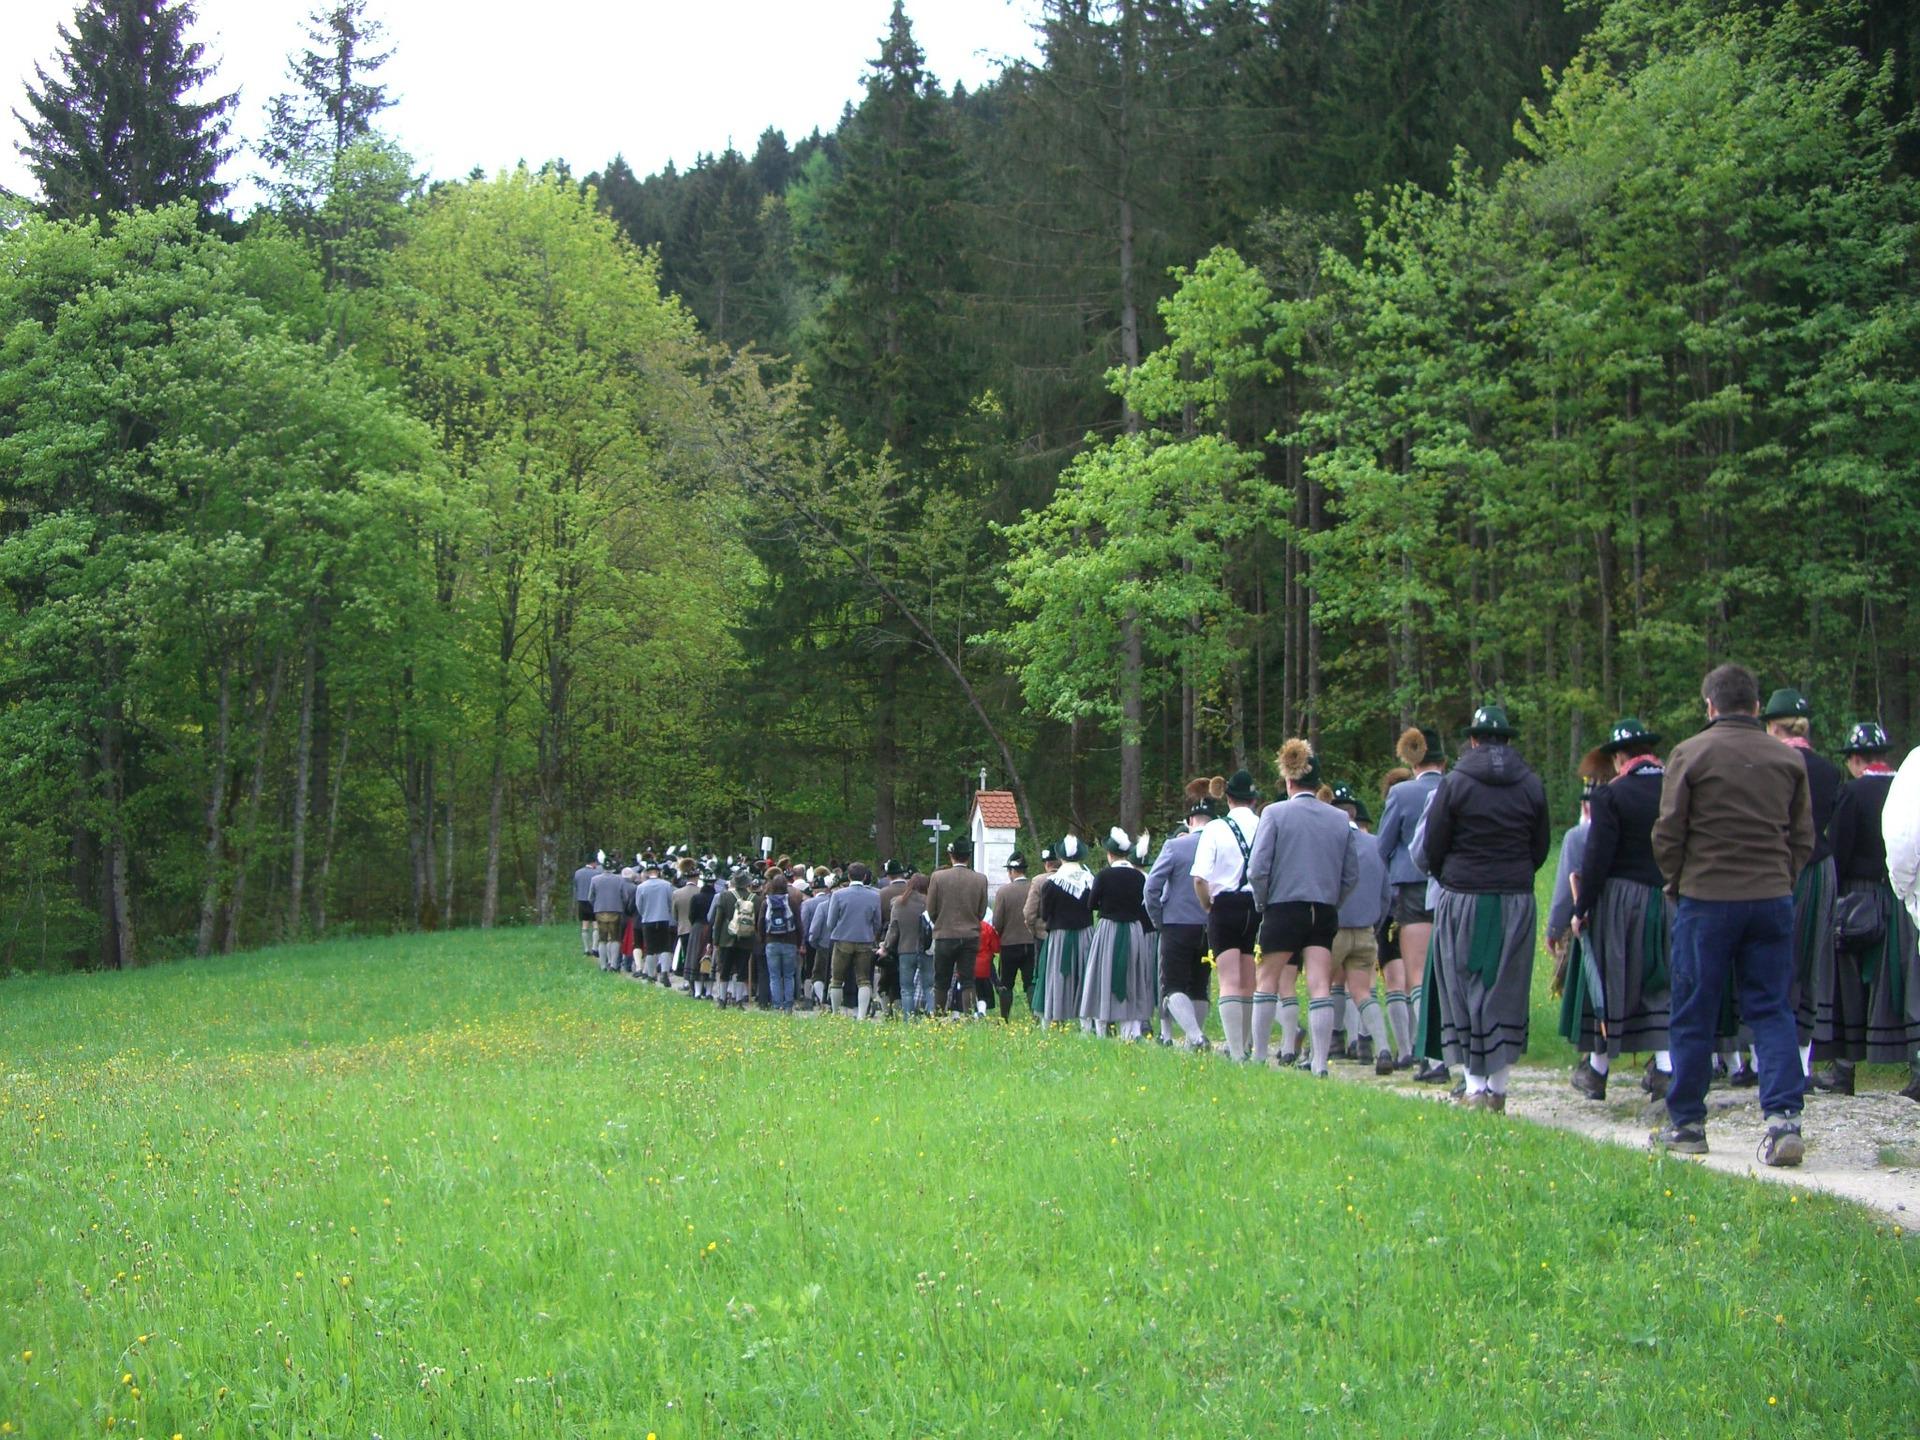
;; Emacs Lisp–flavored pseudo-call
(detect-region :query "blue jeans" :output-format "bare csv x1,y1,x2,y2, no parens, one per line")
764,942,798,1010
1667,895,1803,1127
898,951,931,1015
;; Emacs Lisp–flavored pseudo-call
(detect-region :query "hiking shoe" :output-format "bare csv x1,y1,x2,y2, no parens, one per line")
1275,1051,1298,1069
1809,1064,1854,1097
1396,1052,1419,1071
1357,1036,1376,1064
1464,1091,1506,1114
1728,1061,1760,1089
1899,1069,1920,1104
1375,1050,1397,1076
1758,1116,1804,1168
1570,1058,1608,1101
1413,1061,1451,1086
1341,1038,1359,1062
1651,1120,1708,1154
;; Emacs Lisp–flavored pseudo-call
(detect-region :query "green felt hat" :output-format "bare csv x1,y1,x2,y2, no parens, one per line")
1330,783,1371,825
1464,704,1517,740
1598,716,1660,754
1762,688,1811,722
1839,721,1891,756
1223,769,1261,802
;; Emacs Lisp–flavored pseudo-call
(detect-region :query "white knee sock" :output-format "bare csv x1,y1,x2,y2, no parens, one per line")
1166,992,1203,1043
1464,1071,1488,1095
1407,983,1424,1045
1194,999,1210,1036
856,984,872,1020
581,921,594,953
1655,1049,1672,1073
1220,996,1250,1060
1487,1064,1512,1096
1329,982,1347,1039
1359,998,1388,1055
1278,996,1300,1056
1590,1052,1610,1075
1308,997,1336,1074
1799,1042,1812,1075
1251,993,1278,1062
1385,990,1412,1058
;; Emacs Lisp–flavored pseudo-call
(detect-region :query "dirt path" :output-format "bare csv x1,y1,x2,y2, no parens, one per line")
1343,1058,1920,1221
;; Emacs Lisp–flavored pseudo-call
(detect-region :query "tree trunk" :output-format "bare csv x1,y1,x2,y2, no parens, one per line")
1120,614,1143,833
873,650,899,863
196,659,235,958
285,626,318,939
224,649,287,954
100,708,135,970
313,705,352,935
481,566,521,929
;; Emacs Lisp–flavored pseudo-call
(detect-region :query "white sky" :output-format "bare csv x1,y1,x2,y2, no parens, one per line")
2,0,1042,205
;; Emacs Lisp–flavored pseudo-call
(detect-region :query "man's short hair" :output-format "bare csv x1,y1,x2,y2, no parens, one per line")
847,861,872,884
1702,663,1760,715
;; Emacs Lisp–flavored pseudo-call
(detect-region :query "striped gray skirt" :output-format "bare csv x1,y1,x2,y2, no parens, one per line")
1576,878,1672,1058
1432,888,1537,1075
1035,926,1092,1025
1819,879,1920,1063
1079,918,1156,1025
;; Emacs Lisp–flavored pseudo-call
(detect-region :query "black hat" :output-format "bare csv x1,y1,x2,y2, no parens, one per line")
1464,704,1517,740
1839,721,1891,756
1597,716,1660,754
1420,726,1444,760
1039,846,1057,865
1006,852,1028,872
1762,688,1812,722
883,858,904,877
1330,783,1371,825
948,838,973,861
1223,769,1260,802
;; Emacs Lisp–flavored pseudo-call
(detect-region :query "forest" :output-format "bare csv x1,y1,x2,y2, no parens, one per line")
4,0,1919,967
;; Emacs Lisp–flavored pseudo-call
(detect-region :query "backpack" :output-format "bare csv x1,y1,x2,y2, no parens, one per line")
764,892,795,937
728,893,757,941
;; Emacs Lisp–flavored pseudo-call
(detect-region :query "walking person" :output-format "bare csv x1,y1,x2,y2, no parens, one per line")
1651,664,1813,1163
884,874,933,1018
1566,720,1675,1102
1146,778,1221,1050
992,855,1037,1019
688,868,718,999
1816,723,1918,1094
573,851,603,955
1881,740,1920,1101
1035,838,1097,1025
758,871,802,1011
1192,771,1262,1061
1248,741,1361,1073
1761,687,1842,1087
876,861,909,1019
1378,728,1447,1078
709,869,757,1008
587,860,630,972
1023,846,1059,944
927,840,990,1018
1331,785,1396,1073
822,862,883,1018
1080,828,1153,1037
803,871,836,1010
1417,705,1551,1112
634,861,677,985
671,860,702,990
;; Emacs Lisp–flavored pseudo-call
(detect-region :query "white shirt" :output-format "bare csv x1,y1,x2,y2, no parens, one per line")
1192,807,1259,893
1885,744,1920,929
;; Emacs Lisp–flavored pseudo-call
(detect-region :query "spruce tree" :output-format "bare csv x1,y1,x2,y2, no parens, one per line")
14,0,236,224
260,0,396,206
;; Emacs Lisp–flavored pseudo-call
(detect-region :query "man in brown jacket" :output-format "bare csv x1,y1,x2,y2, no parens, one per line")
1651,663,1814,1165
926,838,990,1016
992,854,1035,1019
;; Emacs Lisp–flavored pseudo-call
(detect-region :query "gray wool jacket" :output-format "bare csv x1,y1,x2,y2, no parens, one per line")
587,870,630,915
1144,829,1208,928
1248,793,1361,909
823,882,883,944
1377,769,1442,886
634,876,675,925
1336,827,1392,930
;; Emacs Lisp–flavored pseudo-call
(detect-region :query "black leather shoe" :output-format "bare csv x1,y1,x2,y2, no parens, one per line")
1898,1069,1920,1103
1728,1061,1760,1089
1413,1061,1450,1085
1809,1064,1854,1097
1641,1059,1671,1103
1570,1058,1607,1101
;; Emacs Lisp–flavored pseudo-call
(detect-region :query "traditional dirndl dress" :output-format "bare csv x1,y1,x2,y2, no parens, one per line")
1788,858,1836,1044
1556,877,1671,1059
1432,889,1536,1075
1036,925,1092,1025
1827,880,1920,1063
1079,918,1153,1026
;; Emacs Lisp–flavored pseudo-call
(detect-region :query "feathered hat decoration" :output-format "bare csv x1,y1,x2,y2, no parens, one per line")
1104,826,1131,855
1133,829,1151,864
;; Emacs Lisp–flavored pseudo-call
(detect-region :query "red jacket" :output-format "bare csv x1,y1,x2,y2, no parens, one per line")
975,920,1000,981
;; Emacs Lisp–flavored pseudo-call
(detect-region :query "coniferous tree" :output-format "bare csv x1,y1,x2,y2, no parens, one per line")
13,0,236,224
260,0,396,210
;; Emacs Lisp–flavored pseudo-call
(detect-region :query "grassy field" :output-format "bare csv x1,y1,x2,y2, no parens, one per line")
1,929,1914,1439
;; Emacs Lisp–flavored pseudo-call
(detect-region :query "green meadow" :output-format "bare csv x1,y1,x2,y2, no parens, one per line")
2,929,1913,1439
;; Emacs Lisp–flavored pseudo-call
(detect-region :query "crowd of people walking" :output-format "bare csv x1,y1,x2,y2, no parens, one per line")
572,664,1920,1164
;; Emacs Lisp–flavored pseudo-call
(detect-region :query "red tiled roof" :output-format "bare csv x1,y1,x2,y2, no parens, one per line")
973,790,1021,830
